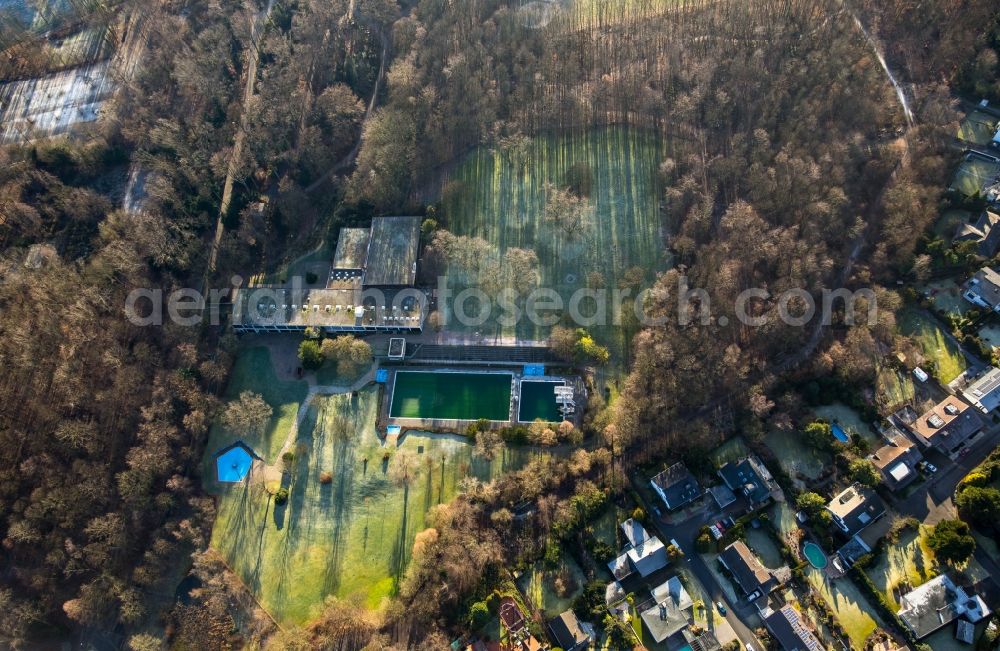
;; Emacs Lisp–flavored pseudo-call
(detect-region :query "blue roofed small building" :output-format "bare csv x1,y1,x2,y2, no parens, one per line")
215,442,257,483
650,462,702,511
717,455,779,509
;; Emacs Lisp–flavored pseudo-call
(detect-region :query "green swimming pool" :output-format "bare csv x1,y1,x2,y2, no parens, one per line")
518,380,564,422
390,370,512,420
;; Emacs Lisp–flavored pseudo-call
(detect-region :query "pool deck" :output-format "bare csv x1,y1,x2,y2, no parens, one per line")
377,367,586,434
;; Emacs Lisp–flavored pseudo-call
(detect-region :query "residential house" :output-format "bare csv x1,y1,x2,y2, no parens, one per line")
764,605,824,651
548,610,594,651
717,455,779,509
963,266,1000,312
826,484,886,537
626,535,669,578
650,462,702,511
718,541,781,610
898,574,991,640
868,435,923,491
907,396,986,460
621,518,649,548
639,576,694,643
962,366,1000,414
954,210,1000,258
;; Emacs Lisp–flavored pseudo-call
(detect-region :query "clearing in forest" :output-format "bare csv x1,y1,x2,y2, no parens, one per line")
435,126,667,360
205,359,536,624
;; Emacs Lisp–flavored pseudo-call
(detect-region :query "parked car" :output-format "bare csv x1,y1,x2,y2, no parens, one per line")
745,645,756,651
918,461,938,474
716,601,727,616
709,525,723,540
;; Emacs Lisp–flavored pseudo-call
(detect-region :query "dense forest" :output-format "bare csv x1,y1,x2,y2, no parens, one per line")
0,0,998,648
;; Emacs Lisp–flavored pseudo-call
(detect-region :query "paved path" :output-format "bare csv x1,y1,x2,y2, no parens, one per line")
275,365,378,459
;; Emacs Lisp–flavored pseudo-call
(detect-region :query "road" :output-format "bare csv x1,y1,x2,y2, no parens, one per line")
629,473,763,649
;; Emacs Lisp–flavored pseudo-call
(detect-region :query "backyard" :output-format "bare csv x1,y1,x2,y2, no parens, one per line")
813,403,880,447
864,526,938,611
950,155,1000,198
898,308,969,384
764,429,828,487
516,556,587,618
435,126,667,360
957,110,999,146
875,365,915,412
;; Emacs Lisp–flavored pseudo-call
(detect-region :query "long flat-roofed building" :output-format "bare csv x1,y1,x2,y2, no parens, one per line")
233,216,426,334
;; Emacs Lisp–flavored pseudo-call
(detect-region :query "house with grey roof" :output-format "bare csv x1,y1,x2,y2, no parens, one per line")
898,574,991,640
764,605,824,651
964,266,1000,311
717,455,778,509
962,366,1000,414
650,462,702,511
548,610,593,651
826,484,886,537
639,576,693,643
954,210,1000,258
718,541,782,610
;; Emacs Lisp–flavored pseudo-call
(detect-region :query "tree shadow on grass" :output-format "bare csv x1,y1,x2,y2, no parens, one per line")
321,396,362,597
219,476,269,595
388,483,411,596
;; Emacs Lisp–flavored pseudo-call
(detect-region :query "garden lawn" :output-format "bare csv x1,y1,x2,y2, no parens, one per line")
876,366,915,412
710,436,751,467
925,278,971,318
950,156,1000,198
813,403,879,446
764,429,828,485
516,556,587,618
204,346,309,467
957,111,999,146
436,126,667,361
744,526,784,569
898,309,968,383
863,526,937,611
931,209,971,238
208,387,535,625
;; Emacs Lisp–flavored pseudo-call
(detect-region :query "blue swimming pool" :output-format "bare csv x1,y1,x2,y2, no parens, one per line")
216,443,254,482
831,423,849,443
803,542,828,569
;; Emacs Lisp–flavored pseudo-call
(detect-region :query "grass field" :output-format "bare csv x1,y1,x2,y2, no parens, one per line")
390,371,513,420
208,387,536,624
763,429,828,485
957,111,999,146
864,526,937,611
876,366,915,411
898,309,968,383
204,347,309,465
516,556,587,618
951,155,1000,198
436,126,666,358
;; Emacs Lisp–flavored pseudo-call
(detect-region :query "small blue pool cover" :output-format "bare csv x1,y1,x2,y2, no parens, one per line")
376,369,389,383
216,443,254,482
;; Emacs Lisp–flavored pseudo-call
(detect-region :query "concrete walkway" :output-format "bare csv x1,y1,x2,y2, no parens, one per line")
275,364,378,459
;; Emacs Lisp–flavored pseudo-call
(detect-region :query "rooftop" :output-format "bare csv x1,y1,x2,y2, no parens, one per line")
967,266,1000,306
362,216,421,286
719,541,777,599
332,227,371,270
650,462,702,510
826,483,885,535
232,284,424,330
718,456,774,504
764,605,824,651
548,611,591,650
626,536,669,577
898,574,991,639
962,366,1000,413
910,396,984,445
640,576,693,643
621,517,650,547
